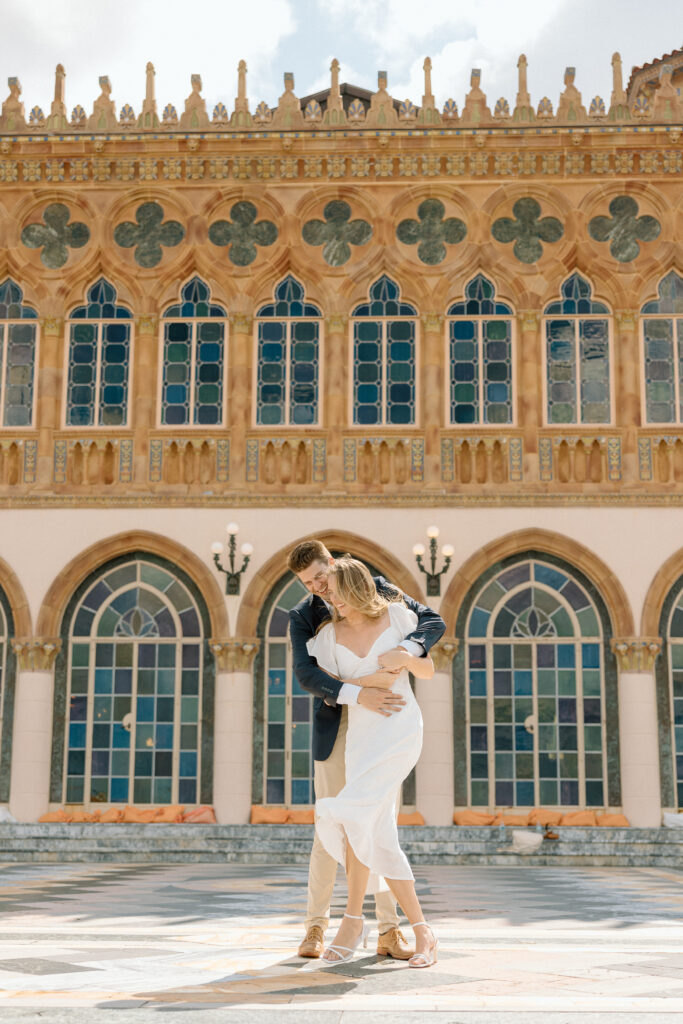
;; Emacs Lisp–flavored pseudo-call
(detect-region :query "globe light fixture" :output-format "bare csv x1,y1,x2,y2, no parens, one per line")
211,522,253,595
413,527,453,596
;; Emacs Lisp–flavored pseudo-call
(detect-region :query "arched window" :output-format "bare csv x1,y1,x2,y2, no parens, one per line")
352,276,417,426
66,279,132,427
161,277,227,426
256,276,321,426
0,586,16,803
262,574,313,806
544,274,611,425
641,271,683,424
0,279,38,428
447,275,513,425
465,558,607,810
61,556,209,806
658,576,683,809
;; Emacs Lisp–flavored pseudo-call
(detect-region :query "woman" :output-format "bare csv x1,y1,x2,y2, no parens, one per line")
306,556,438,969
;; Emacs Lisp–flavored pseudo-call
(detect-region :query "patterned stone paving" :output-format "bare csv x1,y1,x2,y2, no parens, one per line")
0,862,682,1022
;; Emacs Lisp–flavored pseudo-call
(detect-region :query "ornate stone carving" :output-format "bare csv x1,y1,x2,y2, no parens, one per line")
21,204,90,269
557,66,587,122
12,638,62,671
430,638,459,672
1,77,26,131
88,76,117,131
180,74,210,129
302,201,372,266
136,315,158,333
610,637,662,672
138,62,159,129
325,314,348,332
272,72,304,129
231,60,252,128
229,313,253,332
114,202,184,267
461,68,491,124
210,638,260,672
366,71,399,128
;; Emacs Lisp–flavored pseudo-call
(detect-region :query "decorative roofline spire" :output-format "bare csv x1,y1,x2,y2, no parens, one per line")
324,58,345,125
513,53,534,122
46,63,68,131
608,52,628,121
231,60,252,127
138,61,159,129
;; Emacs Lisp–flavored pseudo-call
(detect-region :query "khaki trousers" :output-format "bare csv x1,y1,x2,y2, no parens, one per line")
306,706,400,933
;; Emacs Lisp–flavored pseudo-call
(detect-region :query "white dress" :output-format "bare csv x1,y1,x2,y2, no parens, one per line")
306,601,423,894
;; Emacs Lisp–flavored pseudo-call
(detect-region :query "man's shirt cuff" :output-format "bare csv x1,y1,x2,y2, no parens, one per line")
336,683,360,705
400,639,425,657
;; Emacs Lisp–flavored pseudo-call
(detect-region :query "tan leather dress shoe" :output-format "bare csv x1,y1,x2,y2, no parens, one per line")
298,925,325,958
376,926,414,959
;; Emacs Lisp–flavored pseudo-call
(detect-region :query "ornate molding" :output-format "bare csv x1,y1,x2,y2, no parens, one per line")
518,311,540,330
229,314,253,332
40,317,63,334
325,314,348,331
421,313,444,331
430,637,459,672
610,636,662,672
615,310,639,329
136,314,159,333
12,637,62,671
210,637,261,672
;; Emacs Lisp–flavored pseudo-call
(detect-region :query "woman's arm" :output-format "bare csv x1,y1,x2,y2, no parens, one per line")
378,647,435,679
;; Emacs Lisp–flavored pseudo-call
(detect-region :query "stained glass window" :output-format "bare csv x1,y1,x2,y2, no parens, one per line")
256,276,320,426
352,275,417,426
544,274,611,425
641,272,683,423
0,279,38,428
161,277,227,426
0,599,6,778
64,558,203,806
448,275,513,425
466,559,606,810
66,279,132,427
665,583,683,809
264,575,313,805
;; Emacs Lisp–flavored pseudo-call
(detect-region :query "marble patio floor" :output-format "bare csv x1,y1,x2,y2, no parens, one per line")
0,861,682,1022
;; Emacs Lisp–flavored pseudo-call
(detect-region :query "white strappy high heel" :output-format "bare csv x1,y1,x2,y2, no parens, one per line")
322,913,371,965
409,921,438,968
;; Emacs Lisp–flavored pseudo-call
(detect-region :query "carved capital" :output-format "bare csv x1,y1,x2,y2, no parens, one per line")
41,317,63,334
136,315,158,333
518,311,540,331
421,313,444,331
615,310,638,330
610,637,662,672
430,638,459,672
229,314,253,333
12,637,62,671
325,314,348,332
210,637,261,672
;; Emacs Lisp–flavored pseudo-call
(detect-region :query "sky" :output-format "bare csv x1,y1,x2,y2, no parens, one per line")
0,0,679,119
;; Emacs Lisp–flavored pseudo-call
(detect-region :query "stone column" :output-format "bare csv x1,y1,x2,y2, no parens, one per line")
133,315,158,487
324,314,347,488
210,638,260,823
415,638,458,824
421,313,444,487
8,639,61,821
611,637,663,827
228,315,253,487
614,310,640,481
36,317,63,487
517,312,542,478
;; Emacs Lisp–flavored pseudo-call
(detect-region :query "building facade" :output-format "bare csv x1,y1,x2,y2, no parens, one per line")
0,50,682,828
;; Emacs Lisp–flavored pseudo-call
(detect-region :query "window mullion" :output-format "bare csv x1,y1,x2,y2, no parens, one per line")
486,642,495,810
129,643,139,804
532,644,540,807
285,319,292,425
190,320,198,425
478,319,484,424
84,639,96,808
94,322,104,427
382,319,388,427
0,325,6,425
575,319,581,425
577,640,586,808
675,317,681,425
172,641,181,804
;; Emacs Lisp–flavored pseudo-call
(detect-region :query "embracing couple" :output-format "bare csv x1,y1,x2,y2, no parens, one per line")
287,539,446,969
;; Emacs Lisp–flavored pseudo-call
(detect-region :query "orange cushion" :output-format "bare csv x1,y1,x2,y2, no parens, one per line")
596,813,630,827
39,809,72,822
122,805,158,823
69,809,100,823
288,809,315,824
453,810,496,826
182,805,217,823
398,812,425,825
99,807,124,822
491,814,529,826
558,811,597,827
528,808,563,827
250,805,289,824
154,805,185,823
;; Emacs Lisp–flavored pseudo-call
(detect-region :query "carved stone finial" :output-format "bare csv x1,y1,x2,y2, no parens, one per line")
557,64,587,123
138,61,159,129
513,53,534,122
608,51,628,121
430,638,459,672
324,57,345,125
180,72,209,128
87,74,117,131
230,60,252,127
610,637,662,673
45,63,68,131
210,638,261,673
461,67,491,125
12,638,62,672
417,56,440,124
1,76,26,131
652,63,683,122
272,71,304,128
365,69,398,127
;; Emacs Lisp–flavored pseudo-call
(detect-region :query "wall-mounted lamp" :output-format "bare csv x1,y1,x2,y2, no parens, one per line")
211,522,254,596
413,525,454,597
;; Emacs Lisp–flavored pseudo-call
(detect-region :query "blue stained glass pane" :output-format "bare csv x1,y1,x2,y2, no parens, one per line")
643,317,676,423
352,275,416,317
469,608,491,637
2,321,37,426
641,272,683,316
164,277,226,318
0,279,38,319
70,278,132,319
448,275,512,316
257,276,321,318
544,274,609,316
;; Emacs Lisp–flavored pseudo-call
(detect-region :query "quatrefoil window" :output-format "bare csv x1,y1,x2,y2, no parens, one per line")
302,200,372,266
588,196,660,262
113,202,185,268
396,198,466,264
491,197,563,264
208,201,278,266
21,203,90,269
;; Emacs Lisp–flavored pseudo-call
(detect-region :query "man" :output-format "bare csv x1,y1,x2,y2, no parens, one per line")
287,539,446,960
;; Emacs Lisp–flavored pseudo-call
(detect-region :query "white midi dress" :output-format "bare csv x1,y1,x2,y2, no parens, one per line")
306,602,423,894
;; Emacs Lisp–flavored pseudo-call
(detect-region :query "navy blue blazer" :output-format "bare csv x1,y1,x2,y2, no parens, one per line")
288,576,446,762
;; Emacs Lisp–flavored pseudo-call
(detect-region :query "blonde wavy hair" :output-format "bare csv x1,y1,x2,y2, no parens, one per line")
329,556,402,621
